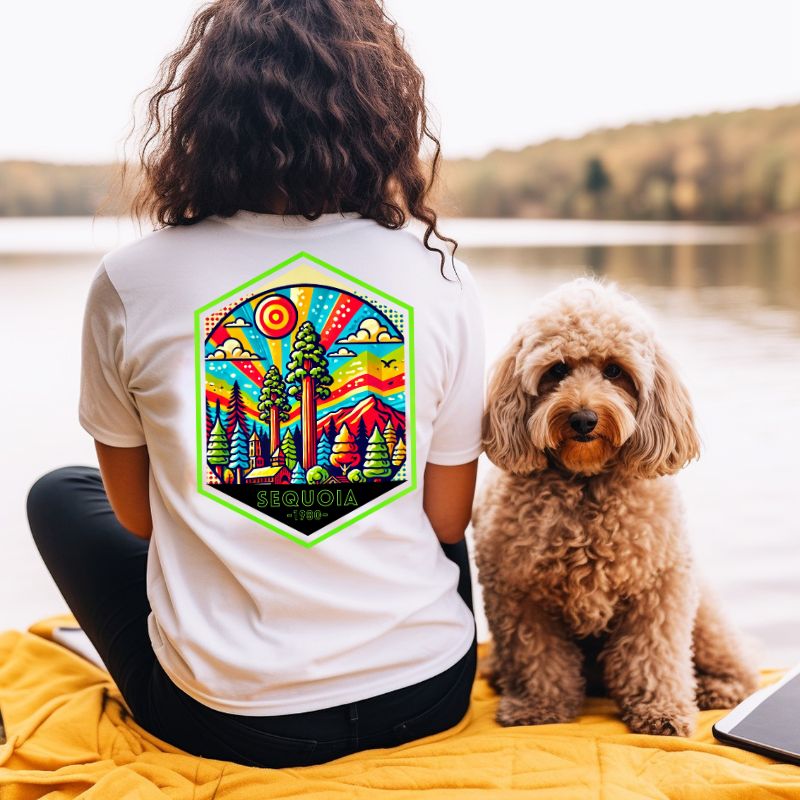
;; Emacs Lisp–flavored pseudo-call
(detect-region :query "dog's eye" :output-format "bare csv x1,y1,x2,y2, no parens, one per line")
603,363,622,379
548,362,570,380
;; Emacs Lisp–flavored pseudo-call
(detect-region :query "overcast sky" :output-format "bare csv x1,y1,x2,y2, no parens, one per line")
2,1,798,163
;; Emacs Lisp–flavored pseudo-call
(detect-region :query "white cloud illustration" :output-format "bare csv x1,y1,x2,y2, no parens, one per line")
206,337,261,360
337,317,402,344
328,346,357,358
225,317,251,328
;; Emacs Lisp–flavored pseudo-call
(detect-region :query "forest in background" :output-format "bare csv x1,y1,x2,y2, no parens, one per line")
436,103,800,221
2,103,800,222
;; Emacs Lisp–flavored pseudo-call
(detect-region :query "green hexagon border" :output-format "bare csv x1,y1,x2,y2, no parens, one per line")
194,250,417,548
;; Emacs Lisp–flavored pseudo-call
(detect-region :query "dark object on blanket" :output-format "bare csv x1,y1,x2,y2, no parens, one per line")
713,662,800,767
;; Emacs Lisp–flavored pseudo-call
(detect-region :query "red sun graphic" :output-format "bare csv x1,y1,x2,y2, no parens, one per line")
254,295,298,338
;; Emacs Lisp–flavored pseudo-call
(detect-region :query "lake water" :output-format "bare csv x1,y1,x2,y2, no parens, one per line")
1,217,798,667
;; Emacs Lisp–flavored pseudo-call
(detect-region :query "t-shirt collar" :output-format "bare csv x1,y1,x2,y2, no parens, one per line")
210,210,365,234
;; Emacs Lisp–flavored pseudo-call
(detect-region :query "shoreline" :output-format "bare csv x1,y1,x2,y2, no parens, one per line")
0,216,789,258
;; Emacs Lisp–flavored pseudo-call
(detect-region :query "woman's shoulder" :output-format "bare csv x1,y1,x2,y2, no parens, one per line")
355,221,478,297
98,218,242,297
101,220,215,270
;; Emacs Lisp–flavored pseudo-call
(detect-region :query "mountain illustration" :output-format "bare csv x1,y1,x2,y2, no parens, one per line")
316,395,404,438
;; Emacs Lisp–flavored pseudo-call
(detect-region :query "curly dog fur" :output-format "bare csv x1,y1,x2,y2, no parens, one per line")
472,277,758,736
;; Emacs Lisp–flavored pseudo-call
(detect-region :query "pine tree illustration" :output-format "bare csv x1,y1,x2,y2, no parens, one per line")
207,398,224,437
330,423,360,475
219,404,229,433
317,432,333,468
363,425,392,479
391,437,406,468
383,419,397,457
290,462,306,484
205,398,215,437
225,380,248,440
292,426,303,461
355,417,369,455
228,421,250,484
280,428,298,470
206,416,229,481
258,429,269,459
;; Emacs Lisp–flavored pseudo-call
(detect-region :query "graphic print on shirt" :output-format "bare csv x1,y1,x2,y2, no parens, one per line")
195,252,415,547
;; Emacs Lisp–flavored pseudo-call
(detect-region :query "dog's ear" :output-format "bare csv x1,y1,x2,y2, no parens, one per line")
620,342,701,478
482,334,547,475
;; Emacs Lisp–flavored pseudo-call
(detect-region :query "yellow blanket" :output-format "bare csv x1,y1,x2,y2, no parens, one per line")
1,616,798,799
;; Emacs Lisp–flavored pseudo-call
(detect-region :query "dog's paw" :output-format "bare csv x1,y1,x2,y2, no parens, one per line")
621,703,697,737
496,693,579,727
695,673,757,710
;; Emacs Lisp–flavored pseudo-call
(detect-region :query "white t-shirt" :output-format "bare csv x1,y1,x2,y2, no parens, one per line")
78,211,484,716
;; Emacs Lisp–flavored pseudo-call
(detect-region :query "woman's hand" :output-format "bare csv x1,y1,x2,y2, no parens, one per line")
422,459,478,544
94,441,153,540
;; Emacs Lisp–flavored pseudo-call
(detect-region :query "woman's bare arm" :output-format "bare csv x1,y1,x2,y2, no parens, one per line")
95,445,475,544
422,459,478,544
94,441,153,540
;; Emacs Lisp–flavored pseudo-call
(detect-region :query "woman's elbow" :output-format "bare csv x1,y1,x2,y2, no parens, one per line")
434,525,467,545
115,510,152,540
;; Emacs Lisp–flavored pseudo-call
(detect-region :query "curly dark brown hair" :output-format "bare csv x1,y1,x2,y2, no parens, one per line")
125,0,456,272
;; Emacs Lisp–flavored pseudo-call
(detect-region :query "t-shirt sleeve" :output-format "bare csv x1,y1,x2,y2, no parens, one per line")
427,262,486,465
78,261,147,447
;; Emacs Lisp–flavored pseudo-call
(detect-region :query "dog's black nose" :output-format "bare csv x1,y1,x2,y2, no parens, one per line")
569,409,598,435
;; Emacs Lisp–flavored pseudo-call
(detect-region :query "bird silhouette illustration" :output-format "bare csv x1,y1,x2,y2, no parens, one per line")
381,358,397,368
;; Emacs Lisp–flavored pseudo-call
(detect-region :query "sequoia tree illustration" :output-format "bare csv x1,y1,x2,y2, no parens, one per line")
285,321,333,470
258,365,291,455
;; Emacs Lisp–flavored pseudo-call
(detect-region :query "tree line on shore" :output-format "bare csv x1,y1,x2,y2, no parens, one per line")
435,104,800,222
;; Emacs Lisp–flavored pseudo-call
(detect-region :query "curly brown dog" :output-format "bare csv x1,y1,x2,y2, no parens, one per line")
472,277,758,737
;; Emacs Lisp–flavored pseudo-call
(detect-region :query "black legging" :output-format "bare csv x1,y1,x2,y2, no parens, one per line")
26,465,477,768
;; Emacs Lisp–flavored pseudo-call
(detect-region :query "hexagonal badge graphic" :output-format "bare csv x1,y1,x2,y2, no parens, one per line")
194,251,415,547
